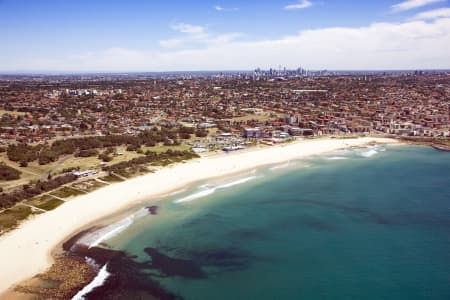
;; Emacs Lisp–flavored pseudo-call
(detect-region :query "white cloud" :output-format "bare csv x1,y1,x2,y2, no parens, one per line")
214,5,238,12
3,18,450,71
411,7,450,19
207,33,242,44
284,0,313,10
391,0,445,12
159,38,186,48
160,23,208,48
160,23,240,49
170,23,205,34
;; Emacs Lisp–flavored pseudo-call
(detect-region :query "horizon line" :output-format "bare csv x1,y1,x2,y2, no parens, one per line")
1,68,450,76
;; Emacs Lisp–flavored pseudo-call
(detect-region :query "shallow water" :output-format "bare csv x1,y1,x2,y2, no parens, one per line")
81,145,450,299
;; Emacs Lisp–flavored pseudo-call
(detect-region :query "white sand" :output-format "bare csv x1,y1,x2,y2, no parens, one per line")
0,137,397,294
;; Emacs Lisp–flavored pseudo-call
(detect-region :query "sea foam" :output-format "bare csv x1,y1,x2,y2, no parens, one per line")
217,176,257,189
175,176,258,203
71,264,111,300
175,188,217,203
327,156,348,160
360,149,378,158
77,208,147,248
88,217,133,248
269,163,291,171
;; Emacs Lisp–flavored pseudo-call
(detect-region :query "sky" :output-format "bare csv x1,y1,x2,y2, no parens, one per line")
1,0,450,72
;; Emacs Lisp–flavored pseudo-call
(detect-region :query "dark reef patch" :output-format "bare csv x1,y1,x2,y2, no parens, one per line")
145,247,207,279
146,205,159,215
64,234,182,299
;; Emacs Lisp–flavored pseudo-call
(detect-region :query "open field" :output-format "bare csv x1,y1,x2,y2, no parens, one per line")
0,205,38,233
26,195,65,211
100,174,124,183
49,187,86,199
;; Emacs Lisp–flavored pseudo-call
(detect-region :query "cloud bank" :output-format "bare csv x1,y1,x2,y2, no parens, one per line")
2,17,450,72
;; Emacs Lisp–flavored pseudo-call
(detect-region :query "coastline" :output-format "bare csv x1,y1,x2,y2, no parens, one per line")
0,137,398,297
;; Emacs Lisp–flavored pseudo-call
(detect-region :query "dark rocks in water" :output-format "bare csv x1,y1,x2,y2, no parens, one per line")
13,255,96,300
144,247,207,279
83,251,181,300
61,232,181,300
146,205,159,215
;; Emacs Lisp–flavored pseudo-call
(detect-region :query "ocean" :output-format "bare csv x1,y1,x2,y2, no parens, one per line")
72,145,450,300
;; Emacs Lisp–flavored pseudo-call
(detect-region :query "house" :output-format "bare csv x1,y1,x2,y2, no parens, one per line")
243,127,262,138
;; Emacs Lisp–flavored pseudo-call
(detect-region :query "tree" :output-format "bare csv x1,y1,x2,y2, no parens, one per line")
0,163,21,181
195,128,208,138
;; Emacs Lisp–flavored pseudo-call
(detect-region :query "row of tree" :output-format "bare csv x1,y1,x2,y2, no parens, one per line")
0,174,77,210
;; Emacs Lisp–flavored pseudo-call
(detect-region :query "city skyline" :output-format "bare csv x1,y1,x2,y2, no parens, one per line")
1,0,450,72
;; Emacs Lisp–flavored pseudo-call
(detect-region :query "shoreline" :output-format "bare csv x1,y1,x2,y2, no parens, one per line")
0,137,399,297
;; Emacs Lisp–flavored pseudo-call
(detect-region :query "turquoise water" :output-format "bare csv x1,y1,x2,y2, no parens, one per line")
87,145,450,299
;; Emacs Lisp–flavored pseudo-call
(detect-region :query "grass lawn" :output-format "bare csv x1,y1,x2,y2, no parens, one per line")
35,198,64,211
0,205,35,234
50,186,86,198
100,174,124,183
26,195,65,211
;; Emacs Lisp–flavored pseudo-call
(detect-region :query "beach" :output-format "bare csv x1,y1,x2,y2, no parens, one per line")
0,137,397,296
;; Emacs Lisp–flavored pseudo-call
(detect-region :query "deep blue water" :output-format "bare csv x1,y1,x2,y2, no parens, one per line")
84,145,450,300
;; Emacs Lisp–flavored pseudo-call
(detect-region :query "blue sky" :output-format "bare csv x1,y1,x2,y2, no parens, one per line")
1,0,450,71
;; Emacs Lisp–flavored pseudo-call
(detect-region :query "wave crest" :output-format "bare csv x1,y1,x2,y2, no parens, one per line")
175,176,258,204
71,264,110,300
327,156,348,160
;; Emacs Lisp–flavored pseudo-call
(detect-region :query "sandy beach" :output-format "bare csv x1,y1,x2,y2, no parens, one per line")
0,137,397,296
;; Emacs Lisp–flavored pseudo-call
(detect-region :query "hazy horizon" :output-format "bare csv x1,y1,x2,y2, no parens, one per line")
1,68,450,76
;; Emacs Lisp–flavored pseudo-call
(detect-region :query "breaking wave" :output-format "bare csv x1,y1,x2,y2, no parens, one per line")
175,188,218,203
175,176,258,204
217,176,257,189
77,208,148,248
71,264,111,300
356,145,386,158
359,149,378,158
269,162,291,171
88,217,133,248
327,156,348,160
167,188,187,196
